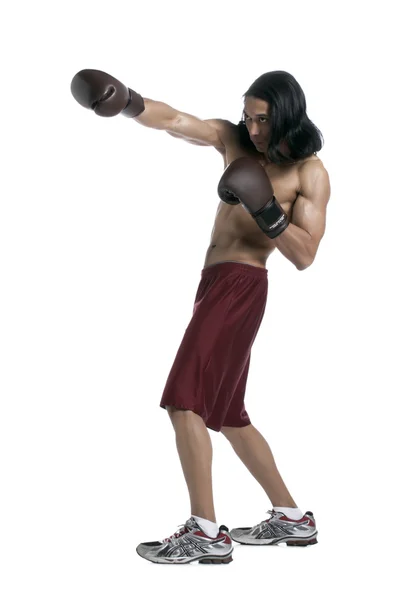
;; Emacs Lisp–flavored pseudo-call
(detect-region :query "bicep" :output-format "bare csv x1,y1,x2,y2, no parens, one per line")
291,164,331,249
291,194,327,240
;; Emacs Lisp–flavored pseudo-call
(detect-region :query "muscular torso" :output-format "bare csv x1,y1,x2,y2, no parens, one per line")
204,131,322,269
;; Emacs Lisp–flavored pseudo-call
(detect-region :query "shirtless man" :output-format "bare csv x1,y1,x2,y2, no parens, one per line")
71,69,331,565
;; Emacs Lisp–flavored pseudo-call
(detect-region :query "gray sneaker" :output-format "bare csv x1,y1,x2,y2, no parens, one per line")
136,517,234,564
230,509,318,546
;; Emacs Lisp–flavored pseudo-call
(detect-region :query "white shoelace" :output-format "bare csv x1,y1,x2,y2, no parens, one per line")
161,522,190,544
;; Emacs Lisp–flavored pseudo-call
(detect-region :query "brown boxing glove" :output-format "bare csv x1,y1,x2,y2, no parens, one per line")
70,69,145,118
217,157,289,239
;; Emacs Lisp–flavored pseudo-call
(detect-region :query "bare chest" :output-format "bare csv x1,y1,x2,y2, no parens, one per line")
211,147,306,248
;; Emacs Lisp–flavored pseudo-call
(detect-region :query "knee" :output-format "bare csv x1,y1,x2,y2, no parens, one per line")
221,424,251,440
166,406,192,422
221,425,238,440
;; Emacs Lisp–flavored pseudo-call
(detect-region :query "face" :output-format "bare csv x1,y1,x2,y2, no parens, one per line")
243,96,271,153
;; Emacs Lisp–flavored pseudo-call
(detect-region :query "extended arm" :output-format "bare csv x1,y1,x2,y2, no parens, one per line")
70,69,233,152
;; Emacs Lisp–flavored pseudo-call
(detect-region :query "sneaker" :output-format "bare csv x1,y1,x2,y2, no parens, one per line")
136,516,234,564
230,509,318,546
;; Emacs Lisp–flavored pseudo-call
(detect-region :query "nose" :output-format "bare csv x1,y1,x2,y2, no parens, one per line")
249,123,261,137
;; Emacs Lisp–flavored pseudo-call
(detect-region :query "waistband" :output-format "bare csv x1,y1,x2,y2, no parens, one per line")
201,261,268,279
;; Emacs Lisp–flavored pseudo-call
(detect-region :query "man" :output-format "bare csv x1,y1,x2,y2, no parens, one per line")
71,69,331,565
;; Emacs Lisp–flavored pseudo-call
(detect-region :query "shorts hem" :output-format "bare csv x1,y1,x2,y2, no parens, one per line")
160,404,251,432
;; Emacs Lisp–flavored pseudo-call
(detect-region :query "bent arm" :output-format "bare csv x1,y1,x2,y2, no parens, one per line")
275,163,331,270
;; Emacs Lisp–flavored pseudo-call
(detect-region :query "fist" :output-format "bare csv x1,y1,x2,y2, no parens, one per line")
70,69,131,117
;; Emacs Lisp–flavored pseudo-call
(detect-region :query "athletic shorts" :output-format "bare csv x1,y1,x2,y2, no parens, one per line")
160,261,268,432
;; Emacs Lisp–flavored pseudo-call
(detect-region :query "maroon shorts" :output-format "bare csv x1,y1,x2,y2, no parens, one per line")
160,261,268,432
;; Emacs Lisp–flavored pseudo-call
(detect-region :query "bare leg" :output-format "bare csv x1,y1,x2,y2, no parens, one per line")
166,407,217,523
221,423,297,508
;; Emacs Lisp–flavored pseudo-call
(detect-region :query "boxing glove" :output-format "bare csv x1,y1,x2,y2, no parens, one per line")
70,69,145,118
217,157,289,239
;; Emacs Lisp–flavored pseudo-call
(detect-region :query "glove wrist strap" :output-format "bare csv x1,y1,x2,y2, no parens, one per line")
122,88,145,118
252,196,289,239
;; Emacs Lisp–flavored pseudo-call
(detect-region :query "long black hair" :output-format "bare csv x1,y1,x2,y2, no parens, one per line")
237,71,324,165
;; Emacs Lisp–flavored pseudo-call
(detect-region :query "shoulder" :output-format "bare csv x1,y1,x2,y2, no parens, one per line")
204,118,237,133
298,154,327,171
298,155,329,182
203,119,240,149
297,156,330,199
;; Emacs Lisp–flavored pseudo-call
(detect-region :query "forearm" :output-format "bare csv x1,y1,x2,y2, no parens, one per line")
133,98,178,130
273,223,313,270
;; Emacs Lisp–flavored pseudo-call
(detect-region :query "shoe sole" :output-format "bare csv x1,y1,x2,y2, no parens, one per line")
230,533,318,547
136,548,234,565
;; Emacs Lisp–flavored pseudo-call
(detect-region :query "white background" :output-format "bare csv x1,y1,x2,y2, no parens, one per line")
1,0,399,598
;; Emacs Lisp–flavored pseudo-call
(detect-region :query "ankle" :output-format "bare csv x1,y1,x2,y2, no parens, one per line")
273,506,304,520
270,498,297,508
191,511,216,522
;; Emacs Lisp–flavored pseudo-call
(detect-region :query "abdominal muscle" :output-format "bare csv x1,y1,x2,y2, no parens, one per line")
203,240,274,269
203,201,278,269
